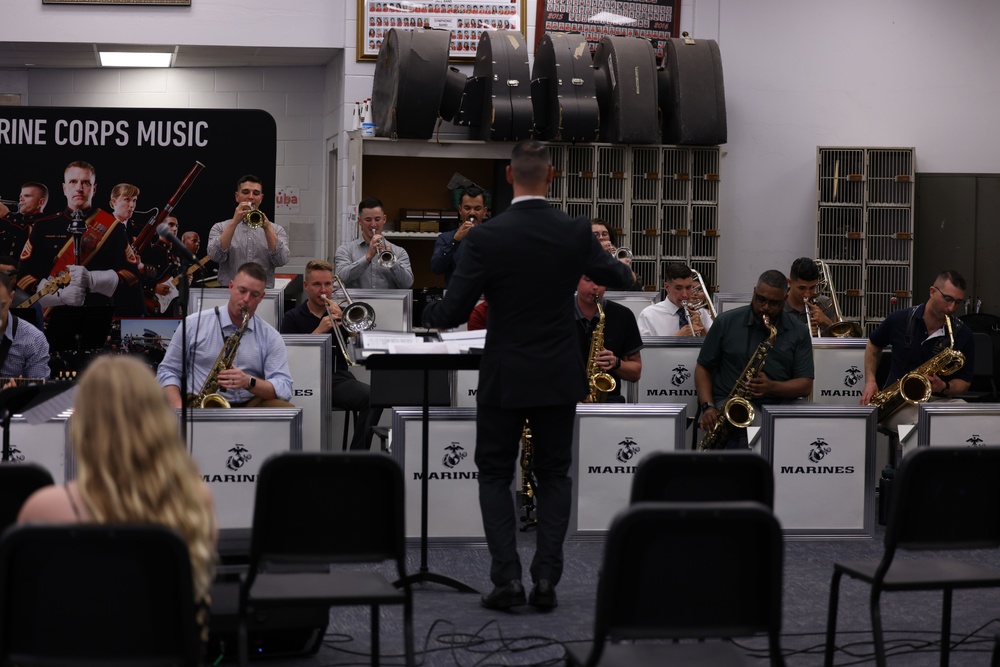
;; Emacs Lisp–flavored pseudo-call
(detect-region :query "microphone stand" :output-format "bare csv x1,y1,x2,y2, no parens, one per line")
176,251,193,445
68,209,87,265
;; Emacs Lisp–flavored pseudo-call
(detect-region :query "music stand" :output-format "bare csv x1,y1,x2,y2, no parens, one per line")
0,383,75,462
365,352,481,593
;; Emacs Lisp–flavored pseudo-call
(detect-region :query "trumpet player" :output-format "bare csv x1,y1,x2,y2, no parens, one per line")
431,185,488,287
280,260,382,451
785,257,835,336
207,174,289,288
335,197,414,289
0,181,47,259
637,262,714,337
591,218,641,290
576,275,643,402
860,270,975,431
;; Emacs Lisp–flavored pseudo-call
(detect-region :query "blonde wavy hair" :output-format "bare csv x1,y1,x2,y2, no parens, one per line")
70,355,216,601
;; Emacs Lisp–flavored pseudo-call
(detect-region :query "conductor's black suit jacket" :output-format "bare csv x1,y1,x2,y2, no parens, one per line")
422,198,634,407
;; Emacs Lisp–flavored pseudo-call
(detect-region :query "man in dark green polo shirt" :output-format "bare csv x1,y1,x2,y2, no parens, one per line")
695,269,814,449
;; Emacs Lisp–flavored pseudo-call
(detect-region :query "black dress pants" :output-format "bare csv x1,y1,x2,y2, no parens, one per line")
331,370,383,451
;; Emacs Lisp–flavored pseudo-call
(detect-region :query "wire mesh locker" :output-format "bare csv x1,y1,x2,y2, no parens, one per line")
631,147,661,203
565,202,593,220
866,148,914,207
597,146,627,203
824,261,864,322
547,143,567,204
817,206,864,262
691,148,721,204
661,148,691,204
565,145,597,203
691,205,719,259
659,204,689,260
865,264,912,321
817,148,865,206
631,204,661,259
866,208,913,263
631,260,658,292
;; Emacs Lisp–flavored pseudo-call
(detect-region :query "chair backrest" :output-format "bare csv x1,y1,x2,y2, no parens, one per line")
972,332,994,376
630,451,774,509
888,447,1000,550
0,523,201,666
248,452,405,567
595,501,782,642
0,463,54,535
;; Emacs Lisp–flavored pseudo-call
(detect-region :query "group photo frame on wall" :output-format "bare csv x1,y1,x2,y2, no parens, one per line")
357,0,526,62
534,0,680,60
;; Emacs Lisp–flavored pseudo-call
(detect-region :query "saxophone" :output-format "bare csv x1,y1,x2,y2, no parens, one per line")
187,306,251,408
699,314,777,450
587,296,616,403
869,313,965,422
518,419,538,531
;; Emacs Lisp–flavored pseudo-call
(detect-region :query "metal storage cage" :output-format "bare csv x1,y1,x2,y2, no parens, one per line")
816,146,914,333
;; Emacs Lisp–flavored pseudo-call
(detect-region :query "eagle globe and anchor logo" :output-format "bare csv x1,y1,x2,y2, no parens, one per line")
670,364,692,387
203,444,256,483
413,441,476,480
587,436,642,474
779,437,856,474
967,435,986,448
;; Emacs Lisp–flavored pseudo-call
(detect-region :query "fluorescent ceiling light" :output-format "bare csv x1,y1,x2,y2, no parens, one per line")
99,51,172,67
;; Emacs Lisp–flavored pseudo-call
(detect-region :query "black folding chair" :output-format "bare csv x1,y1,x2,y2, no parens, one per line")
630,449,774,508
237,451,414,667
824,446,1000,667
0,462,54,534
566,501,785,667
0,524,202,667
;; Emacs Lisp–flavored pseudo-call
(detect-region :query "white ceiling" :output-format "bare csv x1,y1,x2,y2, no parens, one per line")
0,43,339,69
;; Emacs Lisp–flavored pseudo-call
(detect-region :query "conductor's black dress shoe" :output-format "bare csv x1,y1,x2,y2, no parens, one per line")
529,579,557,609
480,579,527,610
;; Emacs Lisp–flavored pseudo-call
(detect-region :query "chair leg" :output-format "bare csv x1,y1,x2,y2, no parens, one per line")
870,588,887,667
941,589,953,667
343,410,353,451
824,569,845,667
371,604,380,667
403,594,416,667
237,617,249,667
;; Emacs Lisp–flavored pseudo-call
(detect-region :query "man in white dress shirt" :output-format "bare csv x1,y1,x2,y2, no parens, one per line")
637,263,714,337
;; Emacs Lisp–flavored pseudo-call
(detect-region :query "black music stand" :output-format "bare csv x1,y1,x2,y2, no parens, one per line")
365,351,481,593
0,383,75,462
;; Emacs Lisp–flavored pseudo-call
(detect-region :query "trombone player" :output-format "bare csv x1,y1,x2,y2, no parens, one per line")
207,174,290,288
785,257,836,336
335,197,414,289
280,260,382,451
638,262,714,337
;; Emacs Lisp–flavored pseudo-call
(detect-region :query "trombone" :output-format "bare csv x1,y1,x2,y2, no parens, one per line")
689,270,718,319
324,275,377,367
811,260,862,338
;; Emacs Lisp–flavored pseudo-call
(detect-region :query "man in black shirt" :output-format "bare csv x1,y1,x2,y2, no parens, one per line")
575,275,643,402
279,259,382,450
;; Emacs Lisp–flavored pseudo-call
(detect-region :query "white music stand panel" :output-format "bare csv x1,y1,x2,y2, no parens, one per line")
761,404,876,539
342,289,412,333
9,414,72,484
451,370,479,407
188,288,284,330
604,291,659,321
183,408,302,530
391,407,484,544
715,292,752,313
632,338,701,446
571,404,686,537
812,338,868,405
282,334,332,451
917,403,1000,447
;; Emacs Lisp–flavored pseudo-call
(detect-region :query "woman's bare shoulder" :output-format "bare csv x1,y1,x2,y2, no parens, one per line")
17,484,80,524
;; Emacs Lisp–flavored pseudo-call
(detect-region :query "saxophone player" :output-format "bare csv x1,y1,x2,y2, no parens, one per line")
575,275,643,402
157,262,295,409
695,270,814,449
860,270,975,431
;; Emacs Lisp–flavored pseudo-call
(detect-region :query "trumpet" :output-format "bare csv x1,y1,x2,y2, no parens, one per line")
375,239,397,269
612,246,633,261
325,274,377,367
243,203,265,228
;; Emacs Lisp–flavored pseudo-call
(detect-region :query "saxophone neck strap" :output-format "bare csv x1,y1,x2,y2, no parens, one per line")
214,306,226,341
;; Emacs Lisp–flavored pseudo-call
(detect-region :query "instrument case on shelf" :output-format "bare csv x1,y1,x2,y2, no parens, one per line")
593,36,660,144
530,32,600,142
372,28,451,140
457,30,533,141
659,35,727,145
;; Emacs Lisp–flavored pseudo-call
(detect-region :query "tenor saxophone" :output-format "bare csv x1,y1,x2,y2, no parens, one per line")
699,314,777,450
187,306,251,408
518,419,538,531
869,313,965,422
587,296,616,403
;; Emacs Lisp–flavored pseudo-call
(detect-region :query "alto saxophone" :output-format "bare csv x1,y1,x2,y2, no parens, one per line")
699,314,777,450
869,313,965,422
188,306,251,408
518,419,538,531
587,296,616,403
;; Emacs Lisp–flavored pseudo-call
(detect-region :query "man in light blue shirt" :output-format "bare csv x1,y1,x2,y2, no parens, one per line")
0,272,50,384
157,262,294,408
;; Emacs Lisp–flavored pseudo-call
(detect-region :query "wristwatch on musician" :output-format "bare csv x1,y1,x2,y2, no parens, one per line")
701,402,715,413
248,376,257,389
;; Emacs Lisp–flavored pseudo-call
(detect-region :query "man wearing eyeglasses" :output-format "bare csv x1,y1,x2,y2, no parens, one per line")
860,270,975,431
695,269,814,449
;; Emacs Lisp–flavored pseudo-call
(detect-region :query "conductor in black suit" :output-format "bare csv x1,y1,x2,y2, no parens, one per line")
422,140,633,611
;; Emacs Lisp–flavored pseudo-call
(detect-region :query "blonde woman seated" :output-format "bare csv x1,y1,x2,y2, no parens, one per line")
17,355,217,608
